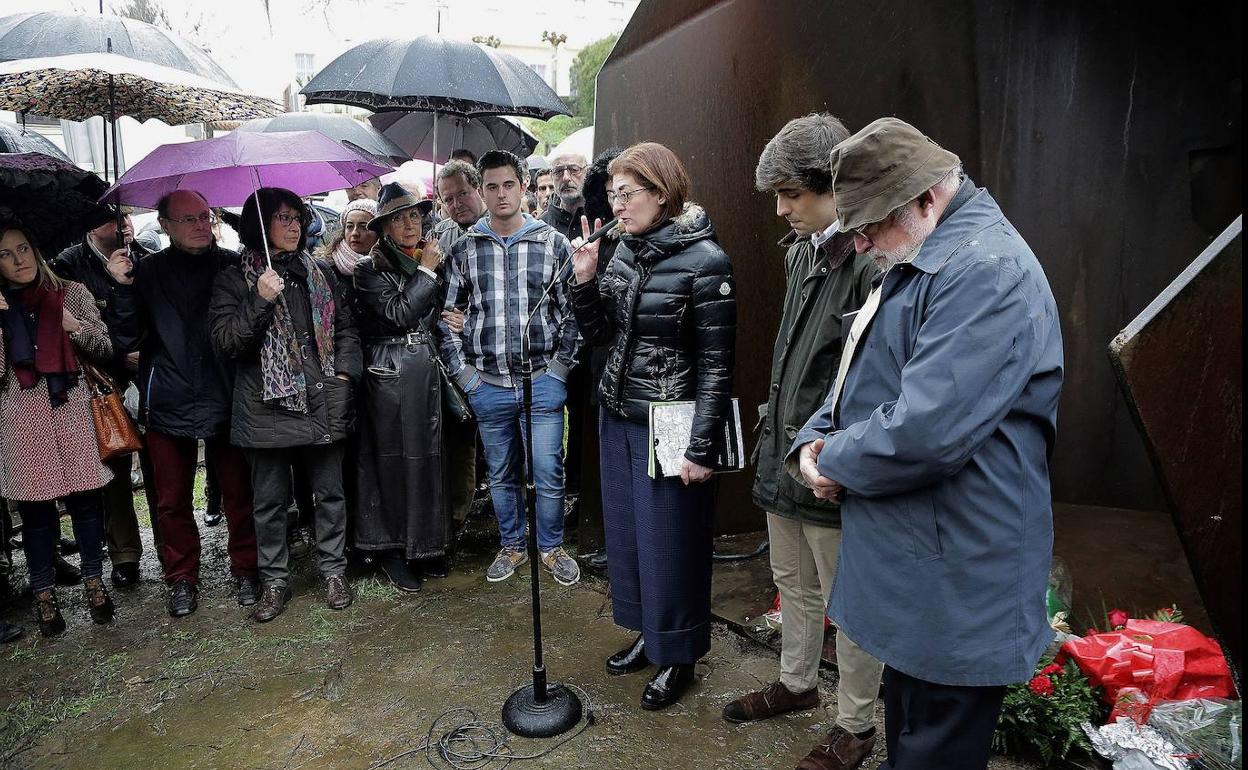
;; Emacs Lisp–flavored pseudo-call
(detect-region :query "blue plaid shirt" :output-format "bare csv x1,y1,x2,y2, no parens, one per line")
438,215,580,388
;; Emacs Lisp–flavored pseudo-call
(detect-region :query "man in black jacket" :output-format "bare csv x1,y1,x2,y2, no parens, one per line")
539,152,588,241
51,212,154,588
105,190,259,617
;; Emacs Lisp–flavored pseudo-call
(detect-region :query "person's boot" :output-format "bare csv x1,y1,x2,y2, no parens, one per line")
84,576,115,624
235,576,260,607
203,503,223,528
33,589,66,637
57,536,79,555
253,582,292,623
640,664,696,711
287,526,313,560
325,574,354,610
378,554,422,592
606,634,650,676
167,580,198,618
52,553,82,585
111,561,140,588
722,681,820,723
795,726,877,770
418,555,449,579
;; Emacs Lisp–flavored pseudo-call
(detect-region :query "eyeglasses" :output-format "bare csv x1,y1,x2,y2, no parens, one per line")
164,213,216,226
272,212,304,227
606,187,652,206
551,164,584,176
389,210,424,226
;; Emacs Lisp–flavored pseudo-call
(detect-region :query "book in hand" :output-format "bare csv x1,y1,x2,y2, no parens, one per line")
647,399,746,479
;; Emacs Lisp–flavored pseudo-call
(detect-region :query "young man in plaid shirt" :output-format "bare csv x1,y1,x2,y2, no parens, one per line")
438,150,582,586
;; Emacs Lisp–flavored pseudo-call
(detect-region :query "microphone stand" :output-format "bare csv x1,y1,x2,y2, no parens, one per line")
501,222,613,738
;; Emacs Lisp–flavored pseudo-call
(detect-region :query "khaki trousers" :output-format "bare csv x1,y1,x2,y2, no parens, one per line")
767,512,884,733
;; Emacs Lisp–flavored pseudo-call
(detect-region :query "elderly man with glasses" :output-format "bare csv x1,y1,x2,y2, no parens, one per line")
789,118,1063,770
539,153,589,241
103,189,259,618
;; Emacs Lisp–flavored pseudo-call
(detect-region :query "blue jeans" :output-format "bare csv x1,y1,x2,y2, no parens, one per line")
20,490,106,593
467,374,567,551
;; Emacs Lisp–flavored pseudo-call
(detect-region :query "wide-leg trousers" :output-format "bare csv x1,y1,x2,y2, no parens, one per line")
599,409,714,666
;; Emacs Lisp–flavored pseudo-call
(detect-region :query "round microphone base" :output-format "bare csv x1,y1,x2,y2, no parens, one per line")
501,682,583,738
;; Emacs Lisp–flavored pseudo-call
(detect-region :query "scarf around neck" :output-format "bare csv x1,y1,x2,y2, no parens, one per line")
240,248,336,413
1,281,79,406
381,236,422,277
331,238,363,276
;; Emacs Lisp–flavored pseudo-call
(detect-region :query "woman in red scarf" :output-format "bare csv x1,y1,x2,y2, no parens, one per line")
0,221,117,636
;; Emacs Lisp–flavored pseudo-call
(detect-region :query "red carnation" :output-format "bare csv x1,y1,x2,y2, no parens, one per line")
1029,675,1055,697
1040,663,1063,676
1108,608,1129,629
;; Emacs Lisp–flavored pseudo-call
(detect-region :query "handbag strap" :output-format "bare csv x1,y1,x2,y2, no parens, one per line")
80,360,117,396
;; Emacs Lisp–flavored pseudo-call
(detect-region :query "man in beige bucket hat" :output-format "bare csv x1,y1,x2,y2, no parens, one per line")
787,117,1064,769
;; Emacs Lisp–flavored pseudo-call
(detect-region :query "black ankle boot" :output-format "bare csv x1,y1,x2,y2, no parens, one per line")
640,664,696,710
606,634,649,676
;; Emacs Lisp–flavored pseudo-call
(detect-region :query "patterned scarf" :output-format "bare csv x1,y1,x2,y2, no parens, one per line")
240,248,336,413
380,236,422,277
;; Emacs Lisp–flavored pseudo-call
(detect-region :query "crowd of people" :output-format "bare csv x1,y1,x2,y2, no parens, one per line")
0,114,1061,770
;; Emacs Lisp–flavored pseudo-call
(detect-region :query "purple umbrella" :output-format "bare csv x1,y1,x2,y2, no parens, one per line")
100,130,390,265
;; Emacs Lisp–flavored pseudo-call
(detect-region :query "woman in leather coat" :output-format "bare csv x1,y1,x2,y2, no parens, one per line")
351,183,448,592
569,142,737,711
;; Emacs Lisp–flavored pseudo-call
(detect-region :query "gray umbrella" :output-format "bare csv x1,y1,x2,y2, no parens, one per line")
236,112,410,167
0,11,240,88
301,36,571,120
368,112,537,164
0,120,71,161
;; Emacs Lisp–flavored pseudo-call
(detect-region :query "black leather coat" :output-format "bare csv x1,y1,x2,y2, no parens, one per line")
569,204,736,466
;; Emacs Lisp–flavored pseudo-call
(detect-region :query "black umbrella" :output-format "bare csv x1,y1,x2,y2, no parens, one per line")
235,112,410,167
0,152,112,256
0,11,241,88
368,112,537,164
301,36,571,120
0,121,71,161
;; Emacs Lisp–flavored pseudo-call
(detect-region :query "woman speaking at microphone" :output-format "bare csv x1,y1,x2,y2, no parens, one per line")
568,142,737,711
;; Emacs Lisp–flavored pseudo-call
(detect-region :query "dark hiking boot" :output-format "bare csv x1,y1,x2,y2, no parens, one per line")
795,726,876,770
419,556,449,579
287,527,313,559
111,561,140,588
167,580,198,618
723,681,820,723
57,536,79,555
84,576,115,624
640,664,696,711
33,589,65,637
378,555,422,592
253,582,292,623
606,634,650,676
236,576,260,607
325,574,354,610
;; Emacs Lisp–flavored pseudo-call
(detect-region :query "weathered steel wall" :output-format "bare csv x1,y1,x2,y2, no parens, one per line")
593,0,1242,532
1110,218,1242,673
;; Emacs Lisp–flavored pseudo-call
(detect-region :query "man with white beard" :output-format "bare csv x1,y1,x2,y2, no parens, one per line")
788,118,1064,770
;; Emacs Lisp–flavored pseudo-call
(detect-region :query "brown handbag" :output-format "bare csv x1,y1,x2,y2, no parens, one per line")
81,361,143,461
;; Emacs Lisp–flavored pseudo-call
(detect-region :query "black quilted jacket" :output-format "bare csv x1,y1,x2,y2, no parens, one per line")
569,204,736,466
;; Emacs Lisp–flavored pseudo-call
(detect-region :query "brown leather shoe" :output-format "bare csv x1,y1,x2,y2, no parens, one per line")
325,574,354,610
723,680,819,723
795,726,876,770
252,582,292,623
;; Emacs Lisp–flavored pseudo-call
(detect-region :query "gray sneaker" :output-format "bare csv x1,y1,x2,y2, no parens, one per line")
541,547,581,586
486,547,528,582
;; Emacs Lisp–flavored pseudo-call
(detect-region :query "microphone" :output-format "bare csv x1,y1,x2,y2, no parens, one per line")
578,217,619,247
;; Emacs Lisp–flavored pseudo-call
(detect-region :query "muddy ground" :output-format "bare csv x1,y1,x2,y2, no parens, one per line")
0,483,1041,770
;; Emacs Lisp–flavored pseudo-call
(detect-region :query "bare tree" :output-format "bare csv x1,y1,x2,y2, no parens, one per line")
113,0,171,29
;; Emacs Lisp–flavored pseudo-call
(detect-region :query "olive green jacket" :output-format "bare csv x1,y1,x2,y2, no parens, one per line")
750,229,877,526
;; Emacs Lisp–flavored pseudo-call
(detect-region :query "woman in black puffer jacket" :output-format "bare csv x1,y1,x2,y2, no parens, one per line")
569,142,736,712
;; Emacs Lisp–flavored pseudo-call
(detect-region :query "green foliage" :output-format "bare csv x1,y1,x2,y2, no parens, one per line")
522,115,587,156
993,660,1107,766
569,34,619,120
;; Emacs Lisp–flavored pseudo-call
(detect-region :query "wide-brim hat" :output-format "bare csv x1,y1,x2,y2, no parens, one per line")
831,117,961,232
368,181,433,232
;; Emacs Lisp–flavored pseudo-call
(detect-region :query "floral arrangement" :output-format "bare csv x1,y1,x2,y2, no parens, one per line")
993,659,1108,765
